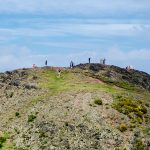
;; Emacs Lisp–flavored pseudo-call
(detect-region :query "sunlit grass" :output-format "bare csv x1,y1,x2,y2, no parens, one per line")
39,69,120,94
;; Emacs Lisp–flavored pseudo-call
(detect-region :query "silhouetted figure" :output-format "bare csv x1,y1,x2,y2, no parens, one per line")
126,65,134,71
72,62,74,68
70,61,73,68
89,58,91,64
100,58,106,65
103,58,106,65
70,61,74,68
45,60,47,66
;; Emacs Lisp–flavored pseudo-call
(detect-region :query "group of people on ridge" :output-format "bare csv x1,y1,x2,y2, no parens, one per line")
33,58,107,69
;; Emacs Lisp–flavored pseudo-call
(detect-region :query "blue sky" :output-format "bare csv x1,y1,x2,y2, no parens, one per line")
0,0,150,73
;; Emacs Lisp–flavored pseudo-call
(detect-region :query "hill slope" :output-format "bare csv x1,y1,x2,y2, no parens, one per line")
0,65,149,150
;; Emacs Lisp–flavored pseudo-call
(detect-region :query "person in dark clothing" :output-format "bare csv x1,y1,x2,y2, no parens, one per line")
70,61,74,68
72,61,74,68
70,61,73,68
103,58,106,65
88,58,91,64
45,60,47,66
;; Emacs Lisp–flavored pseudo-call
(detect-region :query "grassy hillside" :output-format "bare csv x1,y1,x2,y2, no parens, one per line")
0,66,149,150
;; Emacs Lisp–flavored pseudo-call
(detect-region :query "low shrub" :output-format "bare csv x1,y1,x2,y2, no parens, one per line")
94,98,103,105
145,103,149,107
118,123,127,132
135,139,145,150
143,128,150,135
129,124,136,128
39,131,47,138
112,96,148,124
144,115,149,122
15,112,20,117
140,106,147,114
28,114,36,123
0,134,7,148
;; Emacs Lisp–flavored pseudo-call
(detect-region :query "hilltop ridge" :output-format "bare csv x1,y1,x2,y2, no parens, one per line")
75,63,150,92
0,64,149,150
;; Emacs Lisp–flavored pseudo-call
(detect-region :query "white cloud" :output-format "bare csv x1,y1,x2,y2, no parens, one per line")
1,23,150,41
105,47,150,61
0,45,33,71
0,0,149,16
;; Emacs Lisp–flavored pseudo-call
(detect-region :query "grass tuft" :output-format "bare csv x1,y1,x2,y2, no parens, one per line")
118,123,127,132
28,114,36,123
94,98,103,105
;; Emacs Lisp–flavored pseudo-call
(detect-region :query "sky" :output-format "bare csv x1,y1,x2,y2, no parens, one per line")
0,0,150,73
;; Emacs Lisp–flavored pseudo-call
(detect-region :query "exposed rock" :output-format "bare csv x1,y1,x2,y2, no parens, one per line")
10,79,20,86
24,83,38,89
75,63,150,91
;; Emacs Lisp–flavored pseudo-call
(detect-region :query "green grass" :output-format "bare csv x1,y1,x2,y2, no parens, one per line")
0,132,9,149
39,69,119,94
0,137,7,148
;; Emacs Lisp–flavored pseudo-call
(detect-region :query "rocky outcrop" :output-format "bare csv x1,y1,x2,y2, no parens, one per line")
75,63,150,91
0,69,38,90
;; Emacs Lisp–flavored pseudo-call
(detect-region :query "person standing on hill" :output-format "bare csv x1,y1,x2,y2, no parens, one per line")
70,61,74,68
45,60,47,66
70,61,73,68
57,68,61,78
103,58,106,65
89,58,91,64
